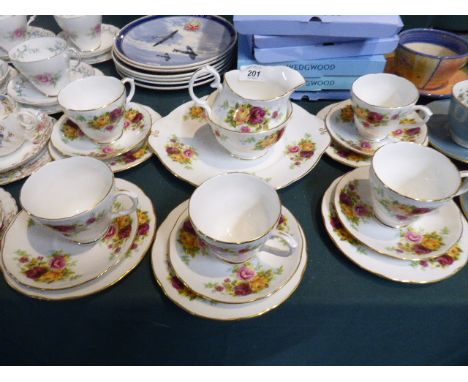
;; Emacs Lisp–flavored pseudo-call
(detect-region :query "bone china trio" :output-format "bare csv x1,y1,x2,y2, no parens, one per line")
0,16,467,320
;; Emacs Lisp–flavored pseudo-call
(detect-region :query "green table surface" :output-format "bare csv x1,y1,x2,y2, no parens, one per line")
1,16,468,366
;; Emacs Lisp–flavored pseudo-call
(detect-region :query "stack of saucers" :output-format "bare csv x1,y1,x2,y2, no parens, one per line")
0,95,55,186
112,15,237,90
0,59,16,95
322,142,468,284
319,73,432,168
152,173,308,320
0,158,157,300
0,187,18,243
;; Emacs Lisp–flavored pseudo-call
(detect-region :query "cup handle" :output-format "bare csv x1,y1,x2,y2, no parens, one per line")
121,78,135,105
261,229,298,257
27,16,37,26
412,105,433,124
110,191,139,219
188,65,221,118
66,47,82,70
453,171,468,197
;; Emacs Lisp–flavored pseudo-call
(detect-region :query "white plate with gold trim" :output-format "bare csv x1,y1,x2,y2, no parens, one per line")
323,176,468,283
334,166,463,261
325,100,428,157
0,187,18,243
168,205,303,304
1,201,138,291
0,147,51,186
50,103,151,160
7,62,103,107
148,96,330,189
0,178,157,300
0,26,55,61
0,111,54,173
152,200,307,321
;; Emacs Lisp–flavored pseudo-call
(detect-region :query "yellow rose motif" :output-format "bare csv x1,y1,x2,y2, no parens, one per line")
354,106,367,120
258,134,278,149
421,237,442,251
340,105,354,122
447,245,462,258
91,114,111,128
341,204,356,219
233,105,250,125
400,118,417,125
137,210,149,225
348,153,365,162
38,270,64,283
190,106,205,119
179,231,199,252
116,215,131,230
300,142,315,152
250,275,269,292
63,125,81,139
132,148,146,159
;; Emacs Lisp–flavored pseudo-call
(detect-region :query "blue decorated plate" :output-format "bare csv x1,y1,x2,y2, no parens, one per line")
114,15,236,70
427,100,468,163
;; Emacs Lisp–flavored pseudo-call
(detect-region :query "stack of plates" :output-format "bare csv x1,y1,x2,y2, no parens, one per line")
112,15,237,90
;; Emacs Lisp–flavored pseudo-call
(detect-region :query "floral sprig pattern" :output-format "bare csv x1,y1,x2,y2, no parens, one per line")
86,107,124,131
391,227,449,256
412,245,462,269
165,135,198,169
124,109,145,130
61,119,84,142
353,105,398,128
204,261,284,297
390,127,421,142
15,249,80,283
339,180,373,228
125,209,151,257
225,103,279,132
102,213,134,258
178,218,207,264
32,72,61,87
184,105,207,121
329,204,367,252
108,145,149,167
285,133,316,168
331,142,369,163
254,128,286,151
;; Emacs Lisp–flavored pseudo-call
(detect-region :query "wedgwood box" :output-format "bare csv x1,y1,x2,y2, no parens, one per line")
254,34,361,49
238,34,386,78
233,15,403,38
290,90,350,101
253,35,399,63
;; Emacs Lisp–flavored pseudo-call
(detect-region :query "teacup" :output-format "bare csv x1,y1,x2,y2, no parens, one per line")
0,15,36,52
394,28,468,91
369,142,468,228
351,73,433,141
58,76,135,144
54,15,102,52
448,80,468,148
9,37,81,96
20,157,138,244
188,173,297,263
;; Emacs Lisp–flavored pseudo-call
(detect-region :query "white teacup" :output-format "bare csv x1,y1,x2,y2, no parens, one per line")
0,108,40,157
188,173,297,263
351,73,433,141
20,157,138,244
58,76,136,144
9,37,81,96
54,15,102,52
0,15,36,52
369,142,468,228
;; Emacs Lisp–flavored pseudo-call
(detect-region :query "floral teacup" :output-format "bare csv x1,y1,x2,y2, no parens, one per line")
351,73,433,141
369,142,468,228
0,15,36,52
9,37,81,96
54,15,102,52
189,173,297,263
58,76,135,144
448,80,468,148
20,157,138,244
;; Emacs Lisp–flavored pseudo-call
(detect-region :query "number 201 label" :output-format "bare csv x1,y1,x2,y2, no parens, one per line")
238,66,265,81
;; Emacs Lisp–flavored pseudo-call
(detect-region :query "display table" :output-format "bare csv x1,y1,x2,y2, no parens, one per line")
1,16,468,366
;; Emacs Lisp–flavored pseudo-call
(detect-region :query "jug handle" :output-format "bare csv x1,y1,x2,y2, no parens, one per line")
188,65,222,117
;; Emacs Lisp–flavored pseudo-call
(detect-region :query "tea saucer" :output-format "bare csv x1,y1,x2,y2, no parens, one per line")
0,111,54,173
0,178,157,300
0,67,18,95
0,26,55,61
323,177,468,283
426,100,468,164
0,187,18,243
148,97,330,189
168,206,303,304
334,167,463,261
0,127,24,157
325,100,428,156
152,200,307,320
1,198,138,291
50,102,152,160
0,147,51,186
461,193,468,221
58,24,118,62
7,61,103,107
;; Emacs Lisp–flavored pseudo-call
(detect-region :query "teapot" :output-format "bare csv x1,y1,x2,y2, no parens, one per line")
188,64,304,132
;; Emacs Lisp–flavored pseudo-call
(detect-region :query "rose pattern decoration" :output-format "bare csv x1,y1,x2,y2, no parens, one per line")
31,72,61,87
177,219,207,263
43,211,105,238
225,103,280,132
285,133,316,169
338,104,354,123
124,109,145,130
254,128,286,151
352,105,396,128
204,261,284,297
339,180,373,228
109,145,149,166
375,192,435,223
88,23,101,37
7,27,27,40
412,244,461,269
184,106,207,121
165,135,198,169
103,213,134,257
61,119,84,142
331,142,369,163
390,227,449,256
14,249,80,284
390,127,421,142
86,106,124,131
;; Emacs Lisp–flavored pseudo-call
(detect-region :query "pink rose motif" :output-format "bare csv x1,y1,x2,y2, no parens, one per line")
105,125,114,131
396,215,409,221
289,145,300,153
240,125,251,133
104,224,117,239
166,146,180,155
25,266,47,280
339,192,353,206
86,217,96,225
138,223,149,236
35,73,53,84
393,129,403,135
19,256,29,263
118,225,132,239
330,216,343,230
103,146,114,154
414,244,431,254
248,107,266,125
407,127,421,136
360,141,371,149
237,266,256,280
363,122,370,128
182,220,196,234
272,110,279,119
406,231,422,242
131,113,144,123
215,285,224,292
110,108,123,121
419,260,428,267
367,111,384,123
49,255,66,270
224,278,230,283
171,276,184,291
437,255,454,266
413,207,432,215
52,225,75,233
391,114,400,120
183,149,194,158
124,121,130,128
354,204,369,217
94,24,101,34
14,27,26,38
234,283,252,296
300,150,314,158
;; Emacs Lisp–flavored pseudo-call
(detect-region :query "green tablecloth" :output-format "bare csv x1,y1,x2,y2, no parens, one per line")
1,16,468,366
